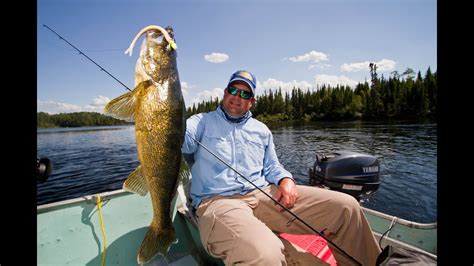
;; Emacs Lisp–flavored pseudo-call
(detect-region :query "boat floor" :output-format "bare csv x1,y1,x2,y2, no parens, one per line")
37,187,436,265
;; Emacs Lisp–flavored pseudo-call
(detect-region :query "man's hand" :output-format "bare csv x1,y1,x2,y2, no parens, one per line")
275,177,299,211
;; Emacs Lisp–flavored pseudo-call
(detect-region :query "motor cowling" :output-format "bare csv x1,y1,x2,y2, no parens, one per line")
37,157,52,183
308,151,380,200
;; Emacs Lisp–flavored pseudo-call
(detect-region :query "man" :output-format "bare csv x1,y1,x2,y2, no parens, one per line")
181,70,381,265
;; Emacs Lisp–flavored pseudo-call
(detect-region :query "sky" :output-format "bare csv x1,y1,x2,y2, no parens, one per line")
37,0,437,113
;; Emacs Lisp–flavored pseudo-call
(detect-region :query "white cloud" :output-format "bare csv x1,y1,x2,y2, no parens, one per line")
181,81,191,89
181,82,193,107
84,95,110,113
315,74,359,88
376,59,397,71
288,50,329,63
186,88,224,108
260,76,360,94
261,78,312,95
181,75,363,108
181,81,193,97
37,100,83,114
309,63,331,70
91,95,110,107
37,95,111,114
341,59,397,72
204,52,229,63
340,62,369,72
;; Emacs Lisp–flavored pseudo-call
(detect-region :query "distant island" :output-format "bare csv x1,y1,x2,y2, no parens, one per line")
37,112,132,128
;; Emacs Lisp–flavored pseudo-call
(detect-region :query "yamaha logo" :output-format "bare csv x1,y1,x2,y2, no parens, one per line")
362,166,379,173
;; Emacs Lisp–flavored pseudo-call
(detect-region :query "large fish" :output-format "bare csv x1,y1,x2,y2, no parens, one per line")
104,25,185,264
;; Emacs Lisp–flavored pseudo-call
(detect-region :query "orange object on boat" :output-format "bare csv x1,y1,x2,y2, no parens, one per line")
279,233,338,266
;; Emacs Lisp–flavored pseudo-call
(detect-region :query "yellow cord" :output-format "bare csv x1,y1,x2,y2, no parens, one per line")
97,195,107,266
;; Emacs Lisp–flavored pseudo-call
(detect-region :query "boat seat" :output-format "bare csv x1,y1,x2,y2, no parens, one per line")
176,181,330,265
176,180,199,227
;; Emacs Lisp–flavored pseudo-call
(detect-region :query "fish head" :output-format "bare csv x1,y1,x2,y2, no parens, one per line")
137,26,177,84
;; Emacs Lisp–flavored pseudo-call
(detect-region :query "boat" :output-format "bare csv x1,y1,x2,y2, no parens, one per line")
37,181,437,265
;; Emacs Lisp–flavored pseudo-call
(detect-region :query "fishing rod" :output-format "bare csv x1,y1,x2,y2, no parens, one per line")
187,134,362,266
43,24,132,92
43,24,362,265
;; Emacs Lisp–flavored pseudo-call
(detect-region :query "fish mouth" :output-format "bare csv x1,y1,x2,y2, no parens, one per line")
125,25,176,57
125,25,177,83
145,31,169,48
148,26,174,40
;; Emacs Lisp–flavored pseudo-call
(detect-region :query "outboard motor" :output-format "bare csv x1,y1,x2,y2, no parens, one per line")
37,157,52,183
308,151,380,200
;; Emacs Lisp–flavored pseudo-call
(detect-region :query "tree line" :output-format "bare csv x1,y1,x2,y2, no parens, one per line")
37,112,131,128
38,66,436,128
186,67,437,122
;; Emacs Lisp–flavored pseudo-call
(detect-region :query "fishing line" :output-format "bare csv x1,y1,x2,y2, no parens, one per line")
43,24,361,265
188,134,362,266
80,49,127,52
43,24,132,92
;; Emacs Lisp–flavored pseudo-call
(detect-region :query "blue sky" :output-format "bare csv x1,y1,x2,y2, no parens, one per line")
37,0,437,113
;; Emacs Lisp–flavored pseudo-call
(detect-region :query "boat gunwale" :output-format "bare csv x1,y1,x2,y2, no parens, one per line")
37,187,437,261
38,188,437,230
37,189,131,213
373,231,437,260
361,206,437,229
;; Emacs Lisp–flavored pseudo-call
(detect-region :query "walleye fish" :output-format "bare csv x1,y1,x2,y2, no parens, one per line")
104,25,186,264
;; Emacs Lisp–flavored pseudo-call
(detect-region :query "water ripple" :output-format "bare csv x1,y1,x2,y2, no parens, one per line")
37,123,437,223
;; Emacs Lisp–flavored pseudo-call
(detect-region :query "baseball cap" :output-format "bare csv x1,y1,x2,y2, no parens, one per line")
228,70,257,95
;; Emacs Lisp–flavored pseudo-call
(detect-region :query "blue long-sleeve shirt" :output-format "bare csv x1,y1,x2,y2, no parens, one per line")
181,106,293,208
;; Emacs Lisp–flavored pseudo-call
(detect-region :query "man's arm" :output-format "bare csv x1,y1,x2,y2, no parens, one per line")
181,113,205,158
262,133,299,210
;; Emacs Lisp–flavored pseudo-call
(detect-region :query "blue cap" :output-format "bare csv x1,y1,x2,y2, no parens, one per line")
228,70,257,95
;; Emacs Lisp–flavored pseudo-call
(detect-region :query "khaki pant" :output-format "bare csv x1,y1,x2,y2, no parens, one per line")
196,185,381,266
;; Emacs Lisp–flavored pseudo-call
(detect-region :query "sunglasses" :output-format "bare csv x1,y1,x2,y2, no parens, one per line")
226,85,254,100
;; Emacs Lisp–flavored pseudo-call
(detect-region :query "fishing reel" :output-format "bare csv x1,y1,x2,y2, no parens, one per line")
37,157,52,183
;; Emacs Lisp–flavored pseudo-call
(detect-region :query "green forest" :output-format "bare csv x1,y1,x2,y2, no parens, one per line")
37,112,131,128
38,66,436,128
186,67,437,123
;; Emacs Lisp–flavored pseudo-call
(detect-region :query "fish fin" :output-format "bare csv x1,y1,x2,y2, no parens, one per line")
178,156,191,186
136,225,178,264
123,165,148,196
104,80,153,121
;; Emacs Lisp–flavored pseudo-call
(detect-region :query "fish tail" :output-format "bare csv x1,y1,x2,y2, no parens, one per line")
137,224,177,264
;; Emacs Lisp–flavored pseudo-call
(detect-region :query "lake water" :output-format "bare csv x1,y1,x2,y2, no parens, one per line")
37,122,437,223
